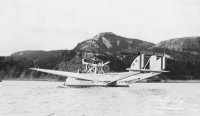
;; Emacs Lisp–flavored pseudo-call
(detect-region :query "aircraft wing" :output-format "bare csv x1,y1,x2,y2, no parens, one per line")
107,72,140,84
30,68,97,81
126,68,169,73
127,72,161,83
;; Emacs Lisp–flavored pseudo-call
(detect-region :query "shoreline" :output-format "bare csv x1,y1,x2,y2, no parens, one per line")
2,78,64,82
166,80,200,83
2,78,200,83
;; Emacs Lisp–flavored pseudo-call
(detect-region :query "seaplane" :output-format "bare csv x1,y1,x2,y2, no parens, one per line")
30,52,169,87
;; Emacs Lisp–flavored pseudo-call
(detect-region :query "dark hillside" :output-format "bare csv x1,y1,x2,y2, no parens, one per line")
150,36,200,61
10,50,67,61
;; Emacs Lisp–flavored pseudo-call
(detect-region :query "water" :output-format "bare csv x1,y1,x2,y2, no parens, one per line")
0,81,200,116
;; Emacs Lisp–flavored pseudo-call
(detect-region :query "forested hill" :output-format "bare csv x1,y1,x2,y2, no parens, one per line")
0,50,76,81
74,33,200,61
151,36,200,54
150,36,200,62
74,32,154,53
8,34,200,62
10,50,67,60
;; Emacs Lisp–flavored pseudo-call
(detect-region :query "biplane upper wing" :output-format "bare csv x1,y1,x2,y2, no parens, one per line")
30,68,97,81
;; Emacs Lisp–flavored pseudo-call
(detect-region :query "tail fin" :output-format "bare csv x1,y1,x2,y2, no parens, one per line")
130,54,144,70
161,56,166,70
153,58,161,70
149,55,157,69
152,56,166,70
143,55,157,69
127,55,169,72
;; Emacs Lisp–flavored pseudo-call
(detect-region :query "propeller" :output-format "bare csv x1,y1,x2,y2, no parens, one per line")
98,61,110,67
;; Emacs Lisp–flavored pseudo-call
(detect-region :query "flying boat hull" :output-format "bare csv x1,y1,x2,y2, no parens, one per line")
64,78,129,87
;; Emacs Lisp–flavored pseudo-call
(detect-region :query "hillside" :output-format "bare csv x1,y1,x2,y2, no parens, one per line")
74,32,154,53
150,36,200,61
151,36,200,53
10,50,67,60
10,35,200,62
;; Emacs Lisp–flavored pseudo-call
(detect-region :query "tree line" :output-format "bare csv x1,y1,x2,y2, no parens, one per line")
0,50,200,80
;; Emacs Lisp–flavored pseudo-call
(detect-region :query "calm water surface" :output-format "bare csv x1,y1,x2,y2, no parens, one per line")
0,81,200,116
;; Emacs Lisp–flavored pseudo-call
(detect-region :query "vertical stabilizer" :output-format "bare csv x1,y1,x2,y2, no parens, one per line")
152,56,167,70
153,56,167,70
130,55,140,69
153,58,161,70
149,55,157,69
130,54,144,70
161,57,166,70
140,54,144,69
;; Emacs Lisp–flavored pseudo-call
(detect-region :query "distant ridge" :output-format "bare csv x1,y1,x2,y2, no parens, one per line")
9,33,200,61
10,50,66,60
151,36,200,55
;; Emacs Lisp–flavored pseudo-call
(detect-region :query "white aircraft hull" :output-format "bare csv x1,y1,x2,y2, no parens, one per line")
64,78,129,87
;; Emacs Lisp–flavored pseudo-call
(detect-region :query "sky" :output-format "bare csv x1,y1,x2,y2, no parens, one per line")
0,0,200,56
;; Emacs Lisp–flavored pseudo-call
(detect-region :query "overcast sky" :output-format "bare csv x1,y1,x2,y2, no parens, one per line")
0,0,200,56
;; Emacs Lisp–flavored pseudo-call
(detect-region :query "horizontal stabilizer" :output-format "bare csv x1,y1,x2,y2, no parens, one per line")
126,68,169,73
